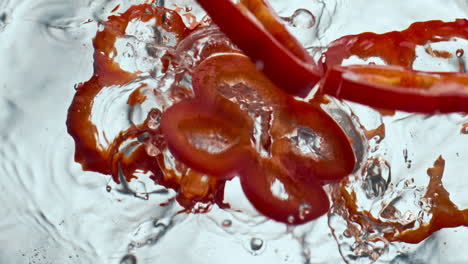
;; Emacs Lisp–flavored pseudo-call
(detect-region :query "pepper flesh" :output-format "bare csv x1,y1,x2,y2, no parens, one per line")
321,65,468,113
194,0,323,97
160,53,356,224
195,0,468,113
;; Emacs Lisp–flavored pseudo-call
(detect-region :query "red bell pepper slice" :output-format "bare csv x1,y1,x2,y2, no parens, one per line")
272,99,356,182
194,0,323,97
321,65,468,113
192,53,288,106
240,157,330,225
160,98,254,179
195,0,468,113
323,19,468,70
192,53,355,181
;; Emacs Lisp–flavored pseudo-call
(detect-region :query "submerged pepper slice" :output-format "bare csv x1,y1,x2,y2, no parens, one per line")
160,98,254,180
195,0,322,97
272,99,356,183
240,157,330,225
166,52,355,224
192,53,356,182
321,65,468,113
195,0,468,113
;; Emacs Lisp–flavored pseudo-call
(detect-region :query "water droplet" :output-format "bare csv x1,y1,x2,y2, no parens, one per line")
293,126,323,158
299,203,312,220
221,219,232,227
127,243,135,250
120,254,137,264
290,9,316,29
145,143,160,157
361,158,391,199
147,108,161,129
250,237,263,251
456,48,464,57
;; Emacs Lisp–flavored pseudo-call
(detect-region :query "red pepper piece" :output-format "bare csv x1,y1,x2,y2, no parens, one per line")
192,53,288,106
272,99,356,182
192,53,356,181
240,157,330,225
321,65,468,113
160,98,254,179
194,0,323,97
323,19,468,70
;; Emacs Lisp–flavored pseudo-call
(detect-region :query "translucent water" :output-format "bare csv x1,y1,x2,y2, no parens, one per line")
0,0,467,263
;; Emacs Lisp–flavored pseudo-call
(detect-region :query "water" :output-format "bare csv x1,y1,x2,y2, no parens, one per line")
0,0,467,263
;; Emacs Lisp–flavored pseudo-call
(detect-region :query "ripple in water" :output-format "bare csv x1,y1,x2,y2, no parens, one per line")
1,0,468,264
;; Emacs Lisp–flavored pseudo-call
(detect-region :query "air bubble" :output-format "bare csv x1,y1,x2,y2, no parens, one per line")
128,243,135,250
250,237,264,251
361,158,391,199
106,185,112,192
287,215,296,224
289,9,316,29
221,219,232,227
120,254,137,264
456,49,464,58
145,143,160,157
147,108,161,129
299,203,312,220
293,126,323,158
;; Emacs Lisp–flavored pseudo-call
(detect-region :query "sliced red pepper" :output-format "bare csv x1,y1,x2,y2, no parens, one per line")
192,53,356,180
323,19,468,70
321,65,468,113
192,53,288,106
160,98,254,179
240,157,330,225
194,0,468,114
272,99,356,182
195,0,322,97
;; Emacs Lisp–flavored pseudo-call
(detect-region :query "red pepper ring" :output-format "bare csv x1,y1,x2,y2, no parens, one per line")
195,0,323,97
192,53,288,106
160,98,255,179
240,157,330,225
321,65,468,113
192,53,356,182
238,0,313,64
271,100,356,182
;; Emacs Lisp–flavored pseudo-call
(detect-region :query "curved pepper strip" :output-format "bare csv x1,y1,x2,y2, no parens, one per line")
192,53,288,107
323,19,468,69
191,53,355,182
321,65,468,113
272,99,356,182
160,97,254,180
195,0,468,113
160,53,356,224
194,0,323,97
240,157,330,224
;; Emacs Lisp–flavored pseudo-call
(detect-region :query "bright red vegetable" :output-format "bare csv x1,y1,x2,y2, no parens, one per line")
240,157,330,225
195,0,468,113
67,0,468,234
160,97,254,179
160,53,356,223
272,99,355,182
321,65,468,113
194,0,323,97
